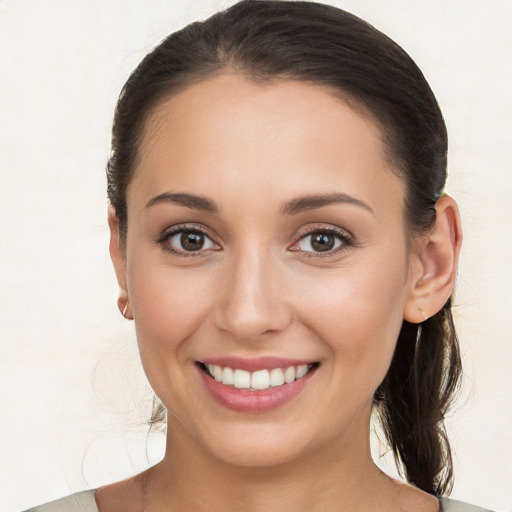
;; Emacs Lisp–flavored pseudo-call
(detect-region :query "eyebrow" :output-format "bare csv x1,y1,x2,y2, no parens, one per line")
146,192,220,213
145,191,374,216
280,192,374,216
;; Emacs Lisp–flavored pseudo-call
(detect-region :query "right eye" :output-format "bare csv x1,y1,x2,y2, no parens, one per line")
159,227,219,256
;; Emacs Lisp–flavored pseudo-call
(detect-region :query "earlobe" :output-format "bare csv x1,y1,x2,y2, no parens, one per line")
404,195,462,323
108,206,133,320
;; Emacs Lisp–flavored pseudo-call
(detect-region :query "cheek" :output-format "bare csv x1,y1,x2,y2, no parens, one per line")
126,259,221,413
302,259,407,322
296,250,409,382
127,260,216,356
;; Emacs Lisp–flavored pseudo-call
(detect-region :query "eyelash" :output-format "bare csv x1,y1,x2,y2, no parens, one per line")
156,223,354,258
290,225,354,258
156,224,219,258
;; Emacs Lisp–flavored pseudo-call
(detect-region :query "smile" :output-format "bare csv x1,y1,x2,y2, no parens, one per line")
197,360,319,413
203,363,315,390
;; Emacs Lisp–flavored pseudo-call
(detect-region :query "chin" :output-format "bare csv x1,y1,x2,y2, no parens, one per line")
202,430,313,468
186,410,358,470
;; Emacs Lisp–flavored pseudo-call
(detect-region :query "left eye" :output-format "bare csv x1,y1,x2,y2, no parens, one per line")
166,229,217,253
296,231,344,253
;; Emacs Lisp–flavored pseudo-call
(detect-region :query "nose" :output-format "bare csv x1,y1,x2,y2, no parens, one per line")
213,246,293,342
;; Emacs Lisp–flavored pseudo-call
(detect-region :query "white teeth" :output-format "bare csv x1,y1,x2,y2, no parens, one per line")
284,366,296,384
222,367,234,385
269,368,285,387
233,369,251,389
213,365,223,382
205,363,314,390
251,370,270,390
296,365,308,379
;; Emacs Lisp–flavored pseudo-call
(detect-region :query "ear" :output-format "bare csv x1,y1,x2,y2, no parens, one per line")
108,206,133,319
403,195,462,323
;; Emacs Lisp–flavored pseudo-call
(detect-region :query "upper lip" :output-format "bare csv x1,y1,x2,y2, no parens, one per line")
198,356,317,372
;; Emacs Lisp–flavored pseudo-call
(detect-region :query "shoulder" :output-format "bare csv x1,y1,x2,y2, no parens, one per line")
24,490,99,512
439,497,496,512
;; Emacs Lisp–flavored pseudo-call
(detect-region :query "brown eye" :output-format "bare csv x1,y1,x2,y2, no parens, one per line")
164,229,218,254
296,230,345,253
181,231,205,251
311,233,335,252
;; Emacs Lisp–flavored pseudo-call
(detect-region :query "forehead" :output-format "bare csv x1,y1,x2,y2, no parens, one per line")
129,74,405,218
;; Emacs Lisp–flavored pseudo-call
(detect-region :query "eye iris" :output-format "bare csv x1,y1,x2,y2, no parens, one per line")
311,232,334,252
181,231,204,251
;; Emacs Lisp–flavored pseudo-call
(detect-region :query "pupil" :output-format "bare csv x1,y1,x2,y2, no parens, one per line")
311,233,334,252
181,231,204,251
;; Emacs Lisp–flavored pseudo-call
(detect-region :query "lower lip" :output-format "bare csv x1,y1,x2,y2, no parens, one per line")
198,365,317,413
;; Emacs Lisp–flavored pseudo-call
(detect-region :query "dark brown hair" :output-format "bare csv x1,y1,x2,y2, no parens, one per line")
107,0,461,496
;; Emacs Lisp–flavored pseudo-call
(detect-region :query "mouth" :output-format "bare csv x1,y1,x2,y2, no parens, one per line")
198,361,319,391
196,359,319,413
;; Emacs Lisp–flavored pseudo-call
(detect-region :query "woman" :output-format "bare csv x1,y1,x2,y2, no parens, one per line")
26,1,492,511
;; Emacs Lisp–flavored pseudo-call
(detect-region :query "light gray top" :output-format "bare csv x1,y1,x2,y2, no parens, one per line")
25,490,99,512
439,498,495,512
25,489,495,512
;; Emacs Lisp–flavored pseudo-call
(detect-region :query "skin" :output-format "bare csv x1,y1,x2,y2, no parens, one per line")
100,74,461,512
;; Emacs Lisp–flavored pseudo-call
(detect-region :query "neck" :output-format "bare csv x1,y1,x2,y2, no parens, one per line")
146,409,396,512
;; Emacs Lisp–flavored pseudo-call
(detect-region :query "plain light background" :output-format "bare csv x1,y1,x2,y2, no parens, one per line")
1,1,510,511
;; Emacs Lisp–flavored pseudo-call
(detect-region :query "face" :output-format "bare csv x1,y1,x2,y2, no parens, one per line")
114,74,421,467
